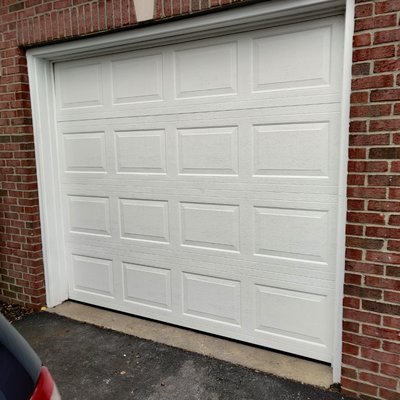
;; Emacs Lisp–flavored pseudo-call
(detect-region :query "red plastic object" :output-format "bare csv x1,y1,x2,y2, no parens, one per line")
30,367,61,400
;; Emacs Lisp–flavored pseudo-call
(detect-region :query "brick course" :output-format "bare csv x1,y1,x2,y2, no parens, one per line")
0,0,399,399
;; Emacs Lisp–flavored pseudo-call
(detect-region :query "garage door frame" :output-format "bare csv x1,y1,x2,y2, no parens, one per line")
27,0,354,382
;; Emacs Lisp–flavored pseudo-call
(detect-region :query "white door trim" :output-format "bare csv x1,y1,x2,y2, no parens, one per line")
27,0,352,382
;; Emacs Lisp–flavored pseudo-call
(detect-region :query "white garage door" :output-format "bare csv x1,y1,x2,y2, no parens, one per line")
54,16,344,362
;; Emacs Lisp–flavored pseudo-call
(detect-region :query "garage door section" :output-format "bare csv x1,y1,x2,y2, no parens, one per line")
54,16,344,363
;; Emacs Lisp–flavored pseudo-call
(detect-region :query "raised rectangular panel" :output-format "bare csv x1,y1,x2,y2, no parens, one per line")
178,126,238,175
112,54,163,103
68,196,110,236
115,130,166,174
253,26,331,91
56,63,103,108
120,199,169,243
175,42,237,98
253,123,329,177
72,254,113,296
183,273,241,326
255,285,329,346
180,203,239,252
63,132,106,172
254,207,328,262
123,263,171,310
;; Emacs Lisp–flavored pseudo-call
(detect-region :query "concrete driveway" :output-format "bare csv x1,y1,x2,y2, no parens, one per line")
15,312,351,400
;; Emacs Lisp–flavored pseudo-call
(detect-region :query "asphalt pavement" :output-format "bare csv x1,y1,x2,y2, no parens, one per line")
15,312,352,400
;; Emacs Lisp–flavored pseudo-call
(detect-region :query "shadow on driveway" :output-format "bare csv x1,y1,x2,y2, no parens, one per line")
15,313,351,400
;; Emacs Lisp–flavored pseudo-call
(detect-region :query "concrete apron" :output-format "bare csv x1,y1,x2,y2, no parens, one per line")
48,301,332,388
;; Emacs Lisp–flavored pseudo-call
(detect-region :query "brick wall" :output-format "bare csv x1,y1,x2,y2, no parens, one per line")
342,1,400,399
0,0,399,399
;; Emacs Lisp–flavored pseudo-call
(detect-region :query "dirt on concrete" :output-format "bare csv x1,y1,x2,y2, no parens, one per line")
14,312,352,400
0,300,36,323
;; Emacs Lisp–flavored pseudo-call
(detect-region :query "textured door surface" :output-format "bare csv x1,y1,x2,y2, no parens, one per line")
54,16,344,362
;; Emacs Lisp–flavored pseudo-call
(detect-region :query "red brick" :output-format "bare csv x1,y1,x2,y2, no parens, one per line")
370,147,400,158
349,148,367,159
350,104,392,117
371,88,400,102
353,45,396,62
346,237,384,250
343,342,360,356
368,174,400,186
355,14,398,32
348,174,365,185
352,62,371,75
352,74,394,90
374,28,400,45
346,261,384,275
381,363,400,379
353,33,371,47
344,285,382,300
349,134,390,146
386,266,400,278
350,91,369,103
366,251,400,265
382,341,400,354
347,212,385,224
346,224,364,236
343,308,382,325
343,320,360,334
340,377,378,397
368,200,400,212
355,2,373,17
384,290,400,304
387,240,400,251
388,215,400,225
347,187,387,199
380,388,400,400
363,299,400,315
347,199,365,210
349,120,367,132
359,372,398,390
383,316,400,329
375,0,400,14
346,248,363,260
366,277,400,294
342,354,380,374
389,188,400,199
361,348,400,365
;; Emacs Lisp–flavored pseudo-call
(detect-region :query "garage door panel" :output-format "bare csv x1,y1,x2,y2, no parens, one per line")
70,254,114,298
253,284,334,362
56,15,344,362
58,111,340,187
253,206,329,263
55,16,343,121
68,195,111,237
252,26,331,92
111,54,164,104
252,122,329,178
62,131,107,173
123,262,172,311
174,42,238,98
182,272,241,326
114,129,167,174
56,62,104,110
119,198,170,243
65,237,337,284
178,126,239,176
180,202,240,252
